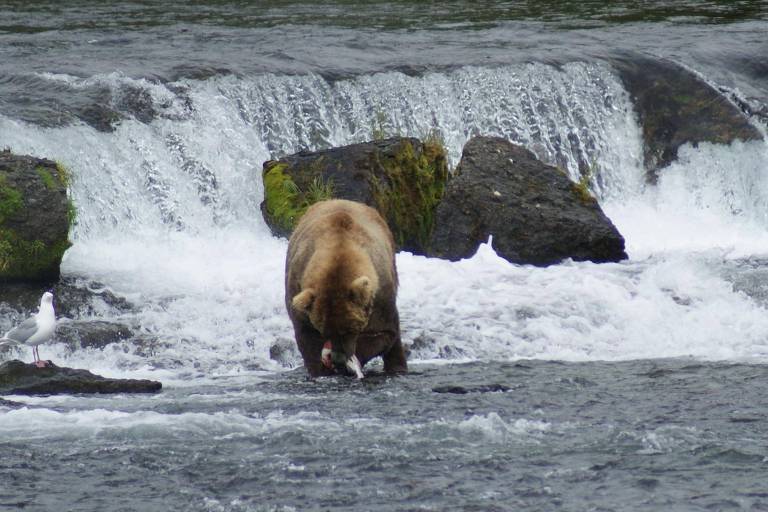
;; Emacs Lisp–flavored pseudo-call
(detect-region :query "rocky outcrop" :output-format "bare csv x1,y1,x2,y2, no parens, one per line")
0,360,161,395
613,55,763,180
0,151,73,282
427,136,627,266
261,137,448,254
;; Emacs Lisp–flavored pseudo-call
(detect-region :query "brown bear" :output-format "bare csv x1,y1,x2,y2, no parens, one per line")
285,199,407,378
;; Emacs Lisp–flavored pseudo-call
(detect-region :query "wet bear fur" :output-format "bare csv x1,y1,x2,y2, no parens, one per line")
285,199,407,377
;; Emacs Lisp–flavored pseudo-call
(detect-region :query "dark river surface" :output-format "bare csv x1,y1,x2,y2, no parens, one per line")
3,360,768,511
2,2,768,511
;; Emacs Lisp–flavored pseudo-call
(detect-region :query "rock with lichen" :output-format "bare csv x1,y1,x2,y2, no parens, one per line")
613,55,762,181
260,137,448,254
0,151,74,282
427,136,627,266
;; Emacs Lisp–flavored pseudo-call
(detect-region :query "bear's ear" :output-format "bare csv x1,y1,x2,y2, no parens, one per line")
292,288,316,315
350,276,374,306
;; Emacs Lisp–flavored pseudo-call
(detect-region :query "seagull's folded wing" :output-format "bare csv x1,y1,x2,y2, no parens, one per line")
5,316,39,344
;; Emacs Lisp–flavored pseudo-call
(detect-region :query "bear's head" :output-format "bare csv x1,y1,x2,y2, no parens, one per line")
291,275,375,359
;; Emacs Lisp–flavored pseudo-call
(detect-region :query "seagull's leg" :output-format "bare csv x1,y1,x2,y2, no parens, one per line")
33,346,47,368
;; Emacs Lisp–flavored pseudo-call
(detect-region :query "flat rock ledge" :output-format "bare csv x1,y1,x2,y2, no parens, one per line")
0,360,162,395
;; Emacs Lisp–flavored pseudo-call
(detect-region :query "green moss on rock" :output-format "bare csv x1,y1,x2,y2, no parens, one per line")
56,161,71,188
37,166,58,190
0,156,75,282
0,176,23,223
572,167,597,205
262,162,333,235
0,228,71,279
371,139,448,250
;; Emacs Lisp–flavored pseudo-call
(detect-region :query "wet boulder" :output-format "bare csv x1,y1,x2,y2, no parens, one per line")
427,136,627,266
260,137,448,254
56,320,134,351
613,55,762,180
269,337,301,368
0,360,161,395
0,151,73,282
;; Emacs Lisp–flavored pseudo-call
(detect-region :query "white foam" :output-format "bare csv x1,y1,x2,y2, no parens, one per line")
0,407,329,440
605,140,768,259
453,412,552,443
399,242,768,362
1,66,768,375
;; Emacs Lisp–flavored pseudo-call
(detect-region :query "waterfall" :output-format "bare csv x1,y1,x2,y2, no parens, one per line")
1,62,768,370
2,62,647,240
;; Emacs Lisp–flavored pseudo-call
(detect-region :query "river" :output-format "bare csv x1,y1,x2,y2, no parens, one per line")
1,2,768,510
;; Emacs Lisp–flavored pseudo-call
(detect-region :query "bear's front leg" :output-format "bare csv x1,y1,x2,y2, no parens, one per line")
382,335,407,374
294,323,335,378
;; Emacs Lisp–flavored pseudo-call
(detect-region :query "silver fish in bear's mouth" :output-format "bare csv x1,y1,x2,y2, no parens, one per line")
321,340,364,379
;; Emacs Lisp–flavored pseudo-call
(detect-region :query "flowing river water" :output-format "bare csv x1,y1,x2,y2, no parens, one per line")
1,2,768,510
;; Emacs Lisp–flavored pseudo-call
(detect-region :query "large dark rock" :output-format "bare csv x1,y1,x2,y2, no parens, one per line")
427,136,627,266
613,55,762,180
0,151,73,282
0,360,161,395
261,137,448,254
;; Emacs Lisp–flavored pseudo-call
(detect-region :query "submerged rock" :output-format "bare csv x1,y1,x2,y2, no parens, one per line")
432,384,511,394
0,151,73,282
428,136,627,266
56,320,134,351
0,360,162,395
269,337,300,368
260,137,448,254
613,55,762,180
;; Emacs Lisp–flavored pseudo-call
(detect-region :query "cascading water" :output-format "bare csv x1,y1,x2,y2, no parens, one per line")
2,61,767,373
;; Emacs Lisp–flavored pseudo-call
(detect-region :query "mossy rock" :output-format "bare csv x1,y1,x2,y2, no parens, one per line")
0,152,74,282
260,137,448,254
613,55,762,180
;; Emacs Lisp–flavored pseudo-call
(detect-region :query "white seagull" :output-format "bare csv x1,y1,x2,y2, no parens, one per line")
1,291,56,367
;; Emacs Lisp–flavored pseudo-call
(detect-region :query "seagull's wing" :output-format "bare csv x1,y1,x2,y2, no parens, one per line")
4,316,39,344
